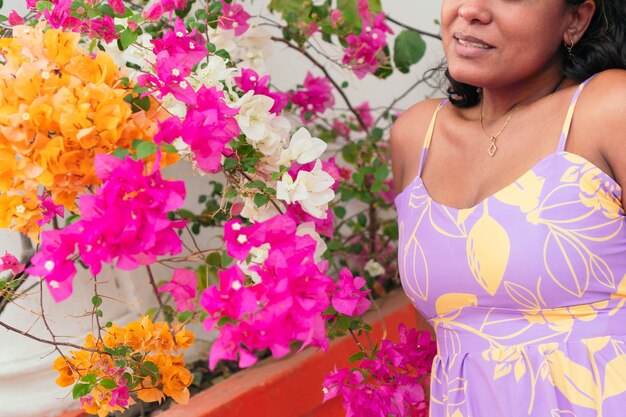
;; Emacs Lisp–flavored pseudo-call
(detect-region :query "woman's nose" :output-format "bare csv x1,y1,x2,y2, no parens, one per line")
458,2,492,24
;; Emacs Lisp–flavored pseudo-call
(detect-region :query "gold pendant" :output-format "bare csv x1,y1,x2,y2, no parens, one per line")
488,137,497,157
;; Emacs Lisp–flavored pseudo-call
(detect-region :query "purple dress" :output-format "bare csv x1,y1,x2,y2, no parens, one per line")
395,79,626,417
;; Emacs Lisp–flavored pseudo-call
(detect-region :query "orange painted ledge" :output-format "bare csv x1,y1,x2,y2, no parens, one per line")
56,289,432,417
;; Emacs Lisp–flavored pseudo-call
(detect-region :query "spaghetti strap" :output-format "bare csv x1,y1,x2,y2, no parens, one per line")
417,99,448,177
557,75,597,152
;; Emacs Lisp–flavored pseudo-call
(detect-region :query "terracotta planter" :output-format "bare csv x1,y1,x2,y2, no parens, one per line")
55,289,432,417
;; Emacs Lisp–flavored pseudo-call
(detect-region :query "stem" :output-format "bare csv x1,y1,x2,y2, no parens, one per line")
271,37,371,135
385,16,441,40
0,319,102,353
146,266,165,319
349,329,366,353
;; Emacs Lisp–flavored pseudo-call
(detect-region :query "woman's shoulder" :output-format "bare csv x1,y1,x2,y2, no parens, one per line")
390,98,444,149
390,98,445,193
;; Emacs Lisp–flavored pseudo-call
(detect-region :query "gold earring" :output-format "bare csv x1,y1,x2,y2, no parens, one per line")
565,38,575,59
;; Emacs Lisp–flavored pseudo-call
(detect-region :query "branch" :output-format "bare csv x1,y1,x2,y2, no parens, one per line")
385,16,441,40
0,319,102,353
271,37,371,135
146,265,165,319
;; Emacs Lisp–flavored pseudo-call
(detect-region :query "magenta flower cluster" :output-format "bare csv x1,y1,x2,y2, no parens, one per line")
289,71,336,123
323,324,436,417
342,0,393,79
141,20,241,173
27,155,186,302
35,0,119,42
200,214,372,370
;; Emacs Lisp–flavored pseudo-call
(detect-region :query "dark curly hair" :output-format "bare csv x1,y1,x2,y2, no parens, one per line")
445,0,626,107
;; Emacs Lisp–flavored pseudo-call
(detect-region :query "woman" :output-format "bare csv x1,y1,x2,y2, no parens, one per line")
391,1,626,416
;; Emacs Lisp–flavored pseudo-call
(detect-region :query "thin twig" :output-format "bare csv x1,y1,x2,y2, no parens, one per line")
271,37,371,135
146,265,165,319
385,16,441,40
0,319,102,353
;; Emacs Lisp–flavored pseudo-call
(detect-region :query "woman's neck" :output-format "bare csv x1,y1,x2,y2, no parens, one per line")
479,69,571,120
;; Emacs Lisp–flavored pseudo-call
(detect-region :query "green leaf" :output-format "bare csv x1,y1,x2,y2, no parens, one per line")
374,164,389,182
95,309,103,318
72,383,93,400
337,0,381,27
178,311,193,322
393,30,426,73
112,147,130,159
140,361,160,385
348,351,364,363
119,29,139,51
206,252,222,266
36,1,54,13
333,206,346,219
81,374,97,385
357,213,367,227
162,143,178,153
135,141,158,159
223,157,238,171
99,378,118,390
254,194,270,207
245,180,266,189
65,213,81,226
91,296,103,308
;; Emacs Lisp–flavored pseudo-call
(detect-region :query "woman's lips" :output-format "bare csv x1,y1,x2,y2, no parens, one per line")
453,32,494,49
453,32,494,56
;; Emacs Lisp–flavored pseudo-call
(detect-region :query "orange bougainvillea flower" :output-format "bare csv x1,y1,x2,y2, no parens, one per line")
0,24,173,241
54,317,194,416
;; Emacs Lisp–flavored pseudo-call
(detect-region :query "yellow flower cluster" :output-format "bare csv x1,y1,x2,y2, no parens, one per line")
53,317,195,416
0,24,172,240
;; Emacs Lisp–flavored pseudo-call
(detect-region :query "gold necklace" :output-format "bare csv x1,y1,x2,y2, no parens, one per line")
479,101,523,157
479,76,567,157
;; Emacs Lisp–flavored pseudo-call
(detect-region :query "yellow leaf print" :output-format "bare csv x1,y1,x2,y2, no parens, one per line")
602,354,626,399
504,281,541,311
435,293,478,319
493,362,512,380
544,230,589,298
514,357,526,382
467,201,510,295
545,349,598,408
450,409,464,417
493,169,544,213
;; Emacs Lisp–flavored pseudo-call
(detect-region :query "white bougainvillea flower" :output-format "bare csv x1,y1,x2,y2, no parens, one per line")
234,93,291,156
236,92,275,141
161,93,188,118
280,127,327,165
276,160,335,219
207,26,272,73
240,195,280,222
364,259,385,277
296,222,327,262
192,55,238,91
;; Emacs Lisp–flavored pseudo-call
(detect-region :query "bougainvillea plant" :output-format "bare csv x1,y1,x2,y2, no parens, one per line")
0,0,439,415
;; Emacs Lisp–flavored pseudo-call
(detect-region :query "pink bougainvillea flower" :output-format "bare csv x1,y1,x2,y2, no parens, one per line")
159,269,198,312
108,0,125,15
37,194,65,227
28,155,186,302
218,0,251,36
289,72,335,123
342,0,393,79
85,15,118,43
8,10,24,25
323,325,436,417
203,215,336,369
234,68,288,114
0,251,25,275
332,120,351,138
27,227,79,302
143,0,188,21
108,384,130,408
332,268,371,316
355,101,374,128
